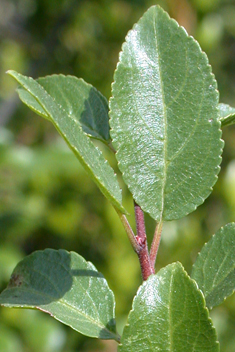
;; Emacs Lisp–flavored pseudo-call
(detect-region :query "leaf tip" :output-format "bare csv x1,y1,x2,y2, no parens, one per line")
6,69,16,77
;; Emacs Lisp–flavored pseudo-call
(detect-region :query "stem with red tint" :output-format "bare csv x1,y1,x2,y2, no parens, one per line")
134,201,154,280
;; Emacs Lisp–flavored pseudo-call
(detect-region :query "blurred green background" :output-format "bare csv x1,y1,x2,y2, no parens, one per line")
0,0,235,351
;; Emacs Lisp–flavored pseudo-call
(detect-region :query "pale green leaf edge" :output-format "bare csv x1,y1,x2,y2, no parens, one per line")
17,85,50,120
8,70,126,214
219,103,235,127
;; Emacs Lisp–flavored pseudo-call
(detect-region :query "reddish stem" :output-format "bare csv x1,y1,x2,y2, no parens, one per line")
138,240,155,280
116,203,156,281
134,202,155,280
134,201,147,241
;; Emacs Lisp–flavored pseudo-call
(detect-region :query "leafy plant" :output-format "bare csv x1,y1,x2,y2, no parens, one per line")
1,5,235,351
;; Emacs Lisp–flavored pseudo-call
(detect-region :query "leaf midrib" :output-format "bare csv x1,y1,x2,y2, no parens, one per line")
153,11,167,220
204,248,235,297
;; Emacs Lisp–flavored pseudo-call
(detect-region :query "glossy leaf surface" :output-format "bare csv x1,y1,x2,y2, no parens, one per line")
219,103,235,127
0,249,119,341
8,71,125,213
110,5,223,221
119,262,219,352
191,223,235,309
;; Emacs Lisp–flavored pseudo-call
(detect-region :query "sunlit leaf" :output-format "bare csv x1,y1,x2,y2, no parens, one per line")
8,70,125,214
191,223,235,309
0,249,120,341
110,5,223,221
119,262,219,352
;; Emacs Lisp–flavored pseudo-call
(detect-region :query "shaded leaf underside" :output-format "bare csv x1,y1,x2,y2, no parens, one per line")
8,71,125,214
18,75,111,142
0,249,119,341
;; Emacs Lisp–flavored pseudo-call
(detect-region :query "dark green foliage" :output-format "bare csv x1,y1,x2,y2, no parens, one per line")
1,1,235,352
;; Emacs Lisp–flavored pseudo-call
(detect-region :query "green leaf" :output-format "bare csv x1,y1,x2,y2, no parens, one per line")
119,262,219,352
17,85,49,120
0,249,120,341
219,103,235,127
18,74,110,142
191,223,235,309
8,70,125,214
110,5,223,221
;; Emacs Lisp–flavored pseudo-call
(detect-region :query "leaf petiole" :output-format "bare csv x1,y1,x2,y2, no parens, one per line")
115,208,139,253
150,221,163,270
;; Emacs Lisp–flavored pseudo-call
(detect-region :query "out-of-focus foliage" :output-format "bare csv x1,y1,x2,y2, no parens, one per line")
0,0,235,351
